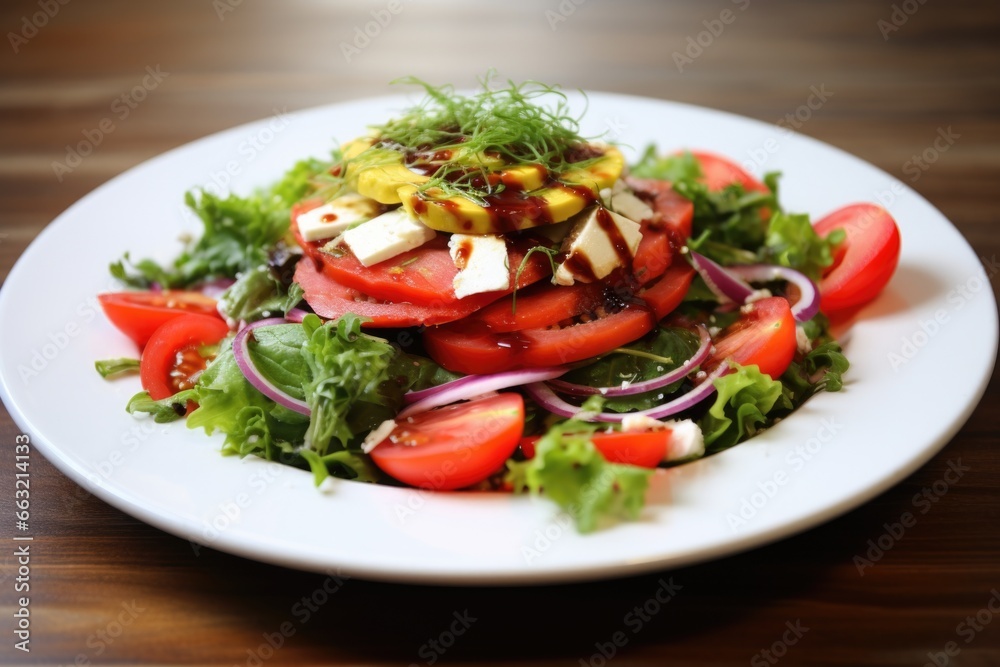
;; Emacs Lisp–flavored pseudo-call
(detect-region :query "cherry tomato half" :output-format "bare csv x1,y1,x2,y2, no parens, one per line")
812,203,901,313
140,313,230,400
99,291,221,348
706,296,796,379
520,429,671,469
369,393,524,490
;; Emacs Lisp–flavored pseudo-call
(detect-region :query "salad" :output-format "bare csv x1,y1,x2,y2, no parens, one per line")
97,77,901,532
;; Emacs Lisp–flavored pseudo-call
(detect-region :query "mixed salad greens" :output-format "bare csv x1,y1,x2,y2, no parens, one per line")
97,76,900,532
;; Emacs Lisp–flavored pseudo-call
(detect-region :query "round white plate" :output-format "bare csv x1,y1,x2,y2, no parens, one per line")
1,92,995,585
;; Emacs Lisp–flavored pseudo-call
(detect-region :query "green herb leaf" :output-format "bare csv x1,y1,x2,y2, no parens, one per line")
218,265,305,324
95,357,140,379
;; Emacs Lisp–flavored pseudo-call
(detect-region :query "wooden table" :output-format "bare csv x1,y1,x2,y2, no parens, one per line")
2,0,998,664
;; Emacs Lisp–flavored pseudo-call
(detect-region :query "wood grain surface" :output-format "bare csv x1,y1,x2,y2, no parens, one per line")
1,0,999,664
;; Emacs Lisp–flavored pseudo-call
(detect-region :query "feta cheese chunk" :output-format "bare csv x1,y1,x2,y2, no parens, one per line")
342,207,436,267
362,419,396,454
449,234,510,298
620,416,705,462
554,206,642,285
295,193,382,242
663,419,705,462
601,180,654,223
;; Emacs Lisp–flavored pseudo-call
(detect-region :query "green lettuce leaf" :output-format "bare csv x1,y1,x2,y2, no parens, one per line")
508,397,653,532
299,314,396,454
218,265,304,324
701,363,784,453
762,211,845,281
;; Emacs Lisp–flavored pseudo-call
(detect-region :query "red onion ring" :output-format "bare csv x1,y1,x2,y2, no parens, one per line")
523,366,729,423
399,367,569,419
690,251,754,303
232,318,311,416
545,325,712,397
726,265,820,322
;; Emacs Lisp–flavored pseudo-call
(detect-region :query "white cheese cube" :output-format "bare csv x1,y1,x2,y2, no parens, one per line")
342,207,436,267
554,206,642,285
296,193,382,242
601,180,654,223
449,234,510,298
663,419,705,462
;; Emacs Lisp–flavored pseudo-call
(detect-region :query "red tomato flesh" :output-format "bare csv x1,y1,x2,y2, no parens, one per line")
140,313,230,400
706,296,796,379
812,203,901,313
99,291,221,348
520,429,670,469
424,305,656,375
369,393,524,490
293,258,493,327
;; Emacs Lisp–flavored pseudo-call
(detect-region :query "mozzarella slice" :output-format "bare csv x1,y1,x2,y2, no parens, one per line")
449,234,510,298
554,206,642,285
342,207,436,267
296,193,382,242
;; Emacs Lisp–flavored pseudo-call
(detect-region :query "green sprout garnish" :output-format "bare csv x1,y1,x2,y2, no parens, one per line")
353,73,601,205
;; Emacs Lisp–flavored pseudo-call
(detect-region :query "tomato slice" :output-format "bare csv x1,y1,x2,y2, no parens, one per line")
626,177,695,239
688,151,769,194
292,203,550,308
469,281,605,333
637,263,696,319
293,258,498,327
99,291,221,348
369,393,524,490
705,296,796,378
812,203,901,313
520,429,670,469
140,313,230,400
424,305,656,375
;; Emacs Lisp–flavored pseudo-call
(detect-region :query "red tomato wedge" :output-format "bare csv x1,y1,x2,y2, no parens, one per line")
99,291,221,348
140,313,229,400
812,203,901,313
520,429,670,469
706,297,796,379
291,202,550,308
369,393,524,490
293,259,501,328
637,263,697,319
424,305,656,375
688,151,769,194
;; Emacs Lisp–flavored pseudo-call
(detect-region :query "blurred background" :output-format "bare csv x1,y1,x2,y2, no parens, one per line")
1,0,998,664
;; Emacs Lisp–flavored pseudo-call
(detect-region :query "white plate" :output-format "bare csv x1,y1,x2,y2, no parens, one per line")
1,92,996,585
